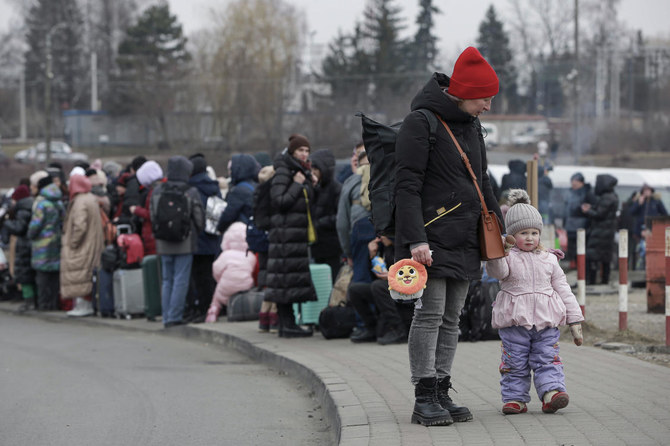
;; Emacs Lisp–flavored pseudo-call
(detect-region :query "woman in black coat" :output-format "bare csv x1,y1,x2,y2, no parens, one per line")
3,185,36,311
265,134,317,338
394,47,502,425
310,148,342,281
583,174,619,285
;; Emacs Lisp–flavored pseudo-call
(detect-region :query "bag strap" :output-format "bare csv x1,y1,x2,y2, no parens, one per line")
238,181,255,192
416,108,438,149
436,116,490,215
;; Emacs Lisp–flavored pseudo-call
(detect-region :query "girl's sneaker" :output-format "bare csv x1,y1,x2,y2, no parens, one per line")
502,401,527,415
542,391,569,413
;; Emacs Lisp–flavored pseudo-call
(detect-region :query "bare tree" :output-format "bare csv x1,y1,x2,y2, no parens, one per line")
204,0,305,152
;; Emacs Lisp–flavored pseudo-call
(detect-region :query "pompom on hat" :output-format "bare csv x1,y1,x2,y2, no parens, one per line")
447,46,499,99
504,189,543,236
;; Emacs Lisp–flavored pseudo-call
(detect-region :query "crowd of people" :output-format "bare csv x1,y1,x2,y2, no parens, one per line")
2,44,666,428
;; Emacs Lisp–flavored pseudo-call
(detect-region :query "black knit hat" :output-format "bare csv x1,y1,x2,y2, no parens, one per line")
131,155,147,172
37,175,53,191
190,155,207,176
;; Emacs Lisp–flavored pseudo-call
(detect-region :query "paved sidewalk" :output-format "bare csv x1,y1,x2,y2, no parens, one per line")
3,301,669,446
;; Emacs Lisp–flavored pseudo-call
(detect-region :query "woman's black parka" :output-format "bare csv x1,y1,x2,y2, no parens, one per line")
394,72,502,280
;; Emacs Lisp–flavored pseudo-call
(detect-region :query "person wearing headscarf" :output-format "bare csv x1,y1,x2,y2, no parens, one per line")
60,175,104,316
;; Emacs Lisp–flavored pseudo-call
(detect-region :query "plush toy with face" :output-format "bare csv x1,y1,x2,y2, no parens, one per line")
388,259,428,302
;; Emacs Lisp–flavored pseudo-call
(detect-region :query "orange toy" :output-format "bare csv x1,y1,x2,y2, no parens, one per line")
387,259,428,302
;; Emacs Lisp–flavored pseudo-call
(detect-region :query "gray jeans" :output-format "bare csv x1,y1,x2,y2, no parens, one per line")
408,277,469,384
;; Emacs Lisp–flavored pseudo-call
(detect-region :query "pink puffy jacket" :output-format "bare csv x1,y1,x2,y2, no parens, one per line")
208,222,257,320
486,248,584,331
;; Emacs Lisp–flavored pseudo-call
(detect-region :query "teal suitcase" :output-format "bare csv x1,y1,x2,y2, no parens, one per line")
142,255,162,321
294,263,332,325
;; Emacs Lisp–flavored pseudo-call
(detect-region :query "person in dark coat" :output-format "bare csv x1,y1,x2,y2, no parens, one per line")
216,154,259,235
563,172,597,264
310,148,342,281
629,183,668,239
500,159,527,195
394,47,502,426
582,174,619,285
629,183,668,270
4,185,36,312
185,154,226,323
265,134,317,338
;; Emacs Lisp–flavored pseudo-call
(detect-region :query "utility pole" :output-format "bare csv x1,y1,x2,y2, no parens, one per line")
44,22,67,163
19,70,26,142
573,0,580,163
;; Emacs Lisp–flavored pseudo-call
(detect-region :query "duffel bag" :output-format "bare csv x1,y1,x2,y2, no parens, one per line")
318,304,356,339
227,290,264,322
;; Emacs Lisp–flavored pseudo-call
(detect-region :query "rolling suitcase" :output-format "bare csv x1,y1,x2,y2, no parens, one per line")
142,255,162,321
113,268,145,319
294,263,332,325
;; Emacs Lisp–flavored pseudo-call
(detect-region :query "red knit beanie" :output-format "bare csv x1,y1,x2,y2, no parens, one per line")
447,47,499,99
287,134,311,155
11,185,31,201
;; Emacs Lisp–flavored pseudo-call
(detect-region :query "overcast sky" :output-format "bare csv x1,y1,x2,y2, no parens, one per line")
1,0,668,62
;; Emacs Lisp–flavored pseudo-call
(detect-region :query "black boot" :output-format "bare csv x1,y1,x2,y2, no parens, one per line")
411,377,453,426
277,304,313,338
437,376,473,422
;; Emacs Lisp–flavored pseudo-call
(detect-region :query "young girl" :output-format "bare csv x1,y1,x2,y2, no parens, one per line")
487,190,584,415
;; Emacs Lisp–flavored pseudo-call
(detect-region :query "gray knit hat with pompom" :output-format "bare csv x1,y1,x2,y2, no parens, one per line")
504,189,543,236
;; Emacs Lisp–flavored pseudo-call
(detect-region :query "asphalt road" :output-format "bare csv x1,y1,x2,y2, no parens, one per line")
0,313,333,446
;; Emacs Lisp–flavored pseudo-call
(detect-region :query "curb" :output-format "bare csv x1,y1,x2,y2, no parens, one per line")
0,306,345,445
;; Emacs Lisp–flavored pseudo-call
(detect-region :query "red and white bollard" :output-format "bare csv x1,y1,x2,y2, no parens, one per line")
618,229,628,331
577,228,586,316
665,227,670,347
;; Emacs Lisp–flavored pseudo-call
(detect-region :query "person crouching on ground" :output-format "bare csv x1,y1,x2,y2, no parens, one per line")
487,190,584,415
206,222,257,323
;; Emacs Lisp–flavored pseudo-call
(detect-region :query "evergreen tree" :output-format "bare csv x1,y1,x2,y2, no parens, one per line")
362,0,408,113
319,25,372,110
113,4,190,148
476,5,519,113
410,0,440,74
24,0,85,112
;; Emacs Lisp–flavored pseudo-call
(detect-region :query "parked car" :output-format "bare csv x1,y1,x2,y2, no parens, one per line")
14,141,88,164
511,128,550,147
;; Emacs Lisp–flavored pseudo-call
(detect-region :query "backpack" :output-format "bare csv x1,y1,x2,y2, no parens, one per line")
459,265,500,341
252,178,274,231
357,108,438,236
204,195,227,236
318,304,356,339
152,182,191,242
239,181,269,253
99,207,116,246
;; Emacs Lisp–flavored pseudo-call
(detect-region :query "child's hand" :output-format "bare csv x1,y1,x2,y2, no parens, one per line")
570,323,583,346
504,235,516,254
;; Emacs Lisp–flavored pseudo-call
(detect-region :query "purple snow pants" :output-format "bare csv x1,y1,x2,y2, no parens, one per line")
498,325,566,403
